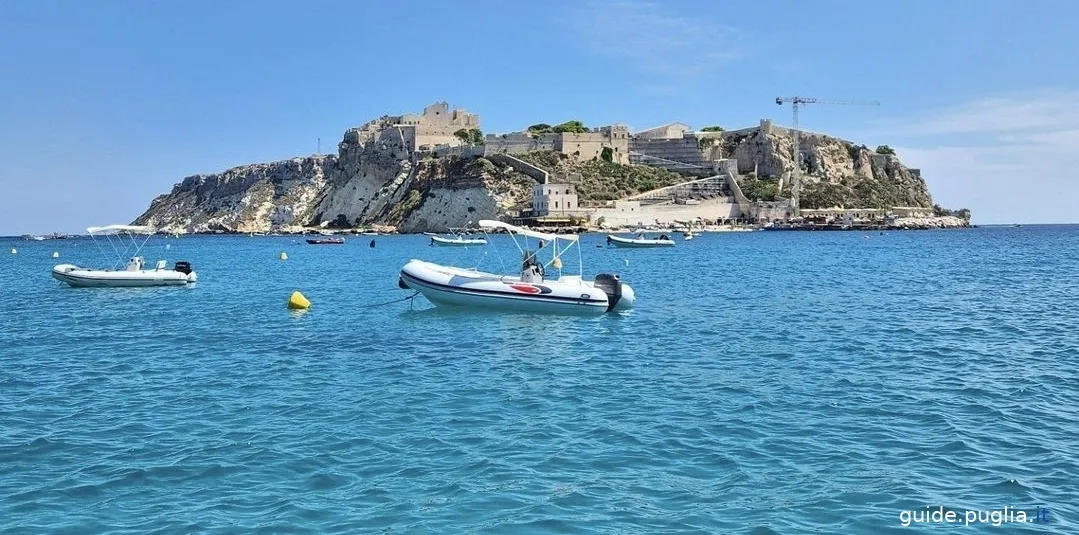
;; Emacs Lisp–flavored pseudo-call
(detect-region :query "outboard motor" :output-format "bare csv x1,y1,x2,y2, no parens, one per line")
174,261,193,275
593,273,623,312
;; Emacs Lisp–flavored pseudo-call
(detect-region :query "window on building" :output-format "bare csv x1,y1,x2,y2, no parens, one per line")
555,201,559,209
568,202,572,209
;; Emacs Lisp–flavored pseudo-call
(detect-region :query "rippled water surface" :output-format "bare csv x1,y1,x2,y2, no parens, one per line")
2,226,1078,534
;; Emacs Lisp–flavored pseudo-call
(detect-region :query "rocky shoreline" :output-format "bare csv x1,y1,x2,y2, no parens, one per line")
155,215,970,237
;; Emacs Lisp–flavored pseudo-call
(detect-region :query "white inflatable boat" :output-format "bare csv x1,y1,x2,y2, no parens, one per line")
429,235,487,247
51,225,197,288
606,233,677,248
428,226,487,246
399,220,635,315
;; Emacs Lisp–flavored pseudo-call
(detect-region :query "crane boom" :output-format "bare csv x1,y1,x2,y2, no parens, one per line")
775,96,880,215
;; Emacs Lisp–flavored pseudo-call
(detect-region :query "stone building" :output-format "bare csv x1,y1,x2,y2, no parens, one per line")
555,125,630,163
532,183,580,216
485,125,630,164
348,102,480,152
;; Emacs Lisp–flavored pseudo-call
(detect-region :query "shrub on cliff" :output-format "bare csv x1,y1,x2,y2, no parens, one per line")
513,150,684,205
737,178,781,202
385,189,424,225
851,177,902,208
875,145,896,155
801,182,850,209
701,126,724,132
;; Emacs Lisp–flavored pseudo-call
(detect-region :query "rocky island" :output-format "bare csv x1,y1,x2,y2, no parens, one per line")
134,102,970,233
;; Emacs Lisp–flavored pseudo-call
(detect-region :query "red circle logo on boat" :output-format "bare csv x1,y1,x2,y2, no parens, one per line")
509,283,541,294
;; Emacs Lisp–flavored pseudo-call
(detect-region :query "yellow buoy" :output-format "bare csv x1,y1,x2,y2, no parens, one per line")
279,251,288,261
9,248,16,255
287,291,310,310
552,257,563,270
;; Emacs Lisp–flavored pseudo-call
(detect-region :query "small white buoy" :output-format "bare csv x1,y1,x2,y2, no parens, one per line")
279,251,288,261
623,258,629,266
165,244,171,250
52,251,60,258
9,248,16,255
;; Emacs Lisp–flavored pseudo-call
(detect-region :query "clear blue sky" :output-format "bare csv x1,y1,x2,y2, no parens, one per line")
1,0,1076,234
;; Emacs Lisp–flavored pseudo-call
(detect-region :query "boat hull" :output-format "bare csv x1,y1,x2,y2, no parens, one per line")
52,264,197,288
399,260,633,315
607,235,676,248
430,236,487,246
306,238,344,245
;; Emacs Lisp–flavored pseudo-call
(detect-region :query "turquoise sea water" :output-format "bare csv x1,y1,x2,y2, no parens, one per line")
2,226,1078,534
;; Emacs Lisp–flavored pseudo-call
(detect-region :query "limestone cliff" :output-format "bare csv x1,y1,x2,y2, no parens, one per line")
134,156,334,234
711,127,933,209
134,131,535,234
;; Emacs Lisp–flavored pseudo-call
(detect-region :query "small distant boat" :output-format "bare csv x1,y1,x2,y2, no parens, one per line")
51,225,197,288
399,220,635,315
430,235,487,247
428,226,487,247
306,237,344,245
606,233,676,248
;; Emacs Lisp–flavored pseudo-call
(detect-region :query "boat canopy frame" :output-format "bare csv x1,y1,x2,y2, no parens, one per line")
477,220,583,278
86,224,157,269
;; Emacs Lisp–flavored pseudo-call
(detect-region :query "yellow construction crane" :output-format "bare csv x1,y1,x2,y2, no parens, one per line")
775,97,880,214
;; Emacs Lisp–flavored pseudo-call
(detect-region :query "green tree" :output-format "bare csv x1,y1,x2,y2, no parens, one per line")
600,146,614,163
468,128,484,145
701,126,724,132
875,145,896,155
552,120,588,134
454,128,470,143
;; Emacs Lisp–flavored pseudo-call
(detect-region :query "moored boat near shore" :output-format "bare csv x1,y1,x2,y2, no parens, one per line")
399,220,635,315
306,237,345,244
51,225,197,288
606,233,676,248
